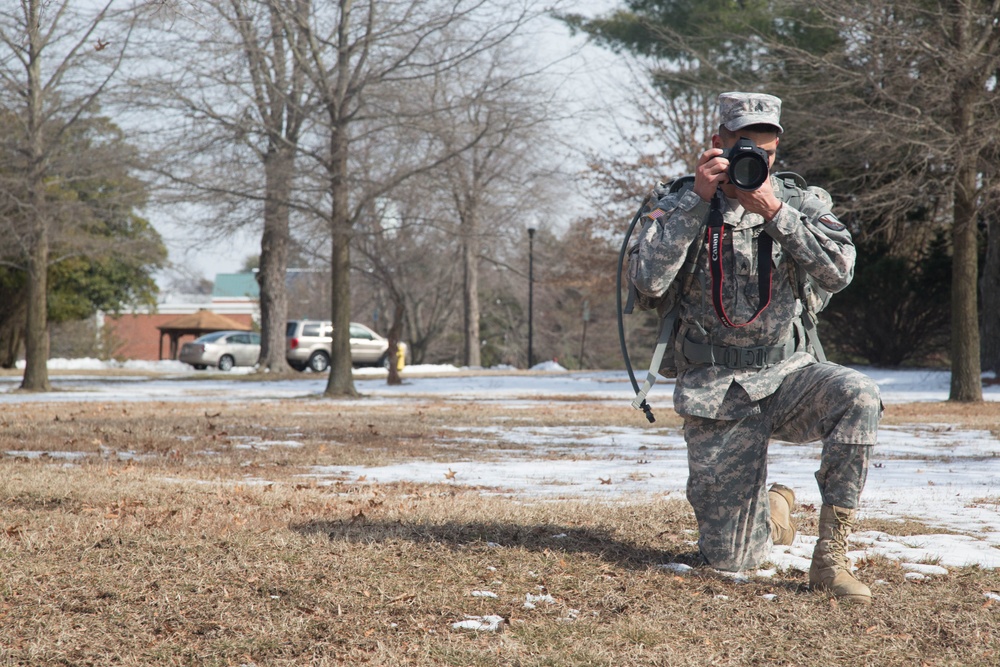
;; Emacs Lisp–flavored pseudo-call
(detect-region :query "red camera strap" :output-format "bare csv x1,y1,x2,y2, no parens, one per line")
707,192,773,328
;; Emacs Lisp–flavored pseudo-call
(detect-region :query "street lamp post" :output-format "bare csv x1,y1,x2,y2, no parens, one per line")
527,226,536,369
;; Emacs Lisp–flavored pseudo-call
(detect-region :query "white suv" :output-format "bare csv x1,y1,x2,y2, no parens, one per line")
285,320,406,372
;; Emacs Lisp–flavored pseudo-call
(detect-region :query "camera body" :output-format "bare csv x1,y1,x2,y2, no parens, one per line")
725,137,770,191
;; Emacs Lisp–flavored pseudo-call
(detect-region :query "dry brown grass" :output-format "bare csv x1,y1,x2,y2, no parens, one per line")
0,398,997,666
882,401,1000,438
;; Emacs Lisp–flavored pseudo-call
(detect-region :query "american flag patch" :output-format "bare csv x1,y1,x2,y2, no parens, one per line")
646,208,666,220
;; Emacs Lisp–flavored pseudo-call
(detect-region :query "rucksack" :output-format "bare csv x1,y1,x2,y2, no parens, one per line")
617,172,833,422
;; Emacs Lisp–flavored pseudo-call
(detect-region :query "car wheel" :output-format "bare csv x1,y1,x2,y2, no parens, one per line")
218,355,235,372
308,351,330,373
193,364,207,370
378,352,390,369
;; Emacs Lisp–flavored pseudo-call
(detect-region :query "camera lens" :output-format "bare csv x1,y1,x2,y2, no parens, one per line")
726,138,769,191
731,153,767,190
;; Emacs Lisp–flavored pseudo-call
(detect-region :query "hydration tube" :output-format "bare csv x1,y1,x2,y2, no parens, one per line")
616,200,656,423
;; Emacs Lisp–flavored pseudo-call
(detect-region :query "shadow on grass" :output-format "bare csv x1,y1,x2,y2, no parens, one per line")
290,517,703,572
290,516,815,596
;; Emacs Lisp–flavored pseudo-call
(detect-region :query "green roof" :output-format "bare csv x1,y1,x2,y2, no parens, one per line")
212,273,260,299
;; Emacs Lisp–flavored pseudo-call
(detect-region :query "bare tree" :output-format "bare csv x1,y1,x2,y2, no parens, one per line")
418,44,565,367
233,0,310,373
284,0,543,396
0,0,140,390
352,177,463,367
133,0,312,373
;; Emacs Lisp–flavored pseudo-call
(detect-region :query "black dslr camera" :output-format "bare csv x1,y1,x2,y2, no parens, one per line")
725,137,770,191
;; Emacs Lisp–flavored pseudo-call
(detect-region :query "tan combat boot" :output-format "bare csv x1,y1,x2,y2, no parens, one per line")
768,483,796,546
809,504,872,604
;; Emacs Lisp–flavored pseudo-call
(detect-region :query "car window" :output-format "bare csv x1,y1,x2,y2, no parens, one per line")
286,322,298,336
350,325,373,340
195,331,228,343
249,333,260,345
302,324,321,337
230,333,249,345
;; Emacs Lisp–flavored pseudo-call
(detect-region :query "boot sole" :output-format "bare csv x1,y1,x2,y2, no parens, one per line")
816,592,872,604
839,595,872,604
809,581,872,604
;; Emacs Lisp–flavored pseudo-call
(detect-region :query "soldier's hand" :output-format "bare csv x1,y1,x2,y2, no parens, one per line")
736,177,783,221
693,148,728,202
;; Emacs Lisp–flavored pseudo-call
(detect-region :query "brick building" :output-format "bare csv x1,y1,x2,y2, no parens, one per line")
103,273,260,361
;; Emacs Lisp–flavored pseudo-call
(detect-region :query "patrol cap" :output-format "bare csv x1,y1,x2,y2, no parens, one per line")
718,91,783,134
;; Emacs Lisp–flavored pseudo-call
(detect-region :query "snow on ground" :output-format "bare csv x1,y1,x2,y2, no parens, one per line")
2,359,1000,575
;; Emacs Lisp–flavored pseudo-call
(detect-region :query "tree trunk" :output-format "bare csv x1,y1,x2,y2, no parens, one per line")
324,125,357,397
461,208,481,367
386,300,404,385
21,222,50,391
981,215,1000,375
950,156,982,401
948,5,983,402
20,0,50,392
256,143,294,373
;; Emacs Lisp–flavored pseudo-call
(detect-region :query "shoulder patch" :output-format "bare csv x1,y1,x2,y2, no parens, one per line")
645,208,666,220
818,213,845,231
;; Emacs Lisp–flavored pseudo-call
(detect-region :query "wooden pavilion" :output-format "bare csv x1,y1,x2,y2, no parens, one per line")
156,309,252,360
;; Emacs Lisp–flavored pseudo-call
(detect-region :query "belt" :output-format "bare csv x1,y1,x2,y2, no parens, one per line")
682,336,794,370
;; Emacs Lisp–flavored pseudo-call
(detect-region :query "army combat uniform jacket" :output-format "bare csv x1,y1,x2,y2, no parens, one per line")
629,177,856,421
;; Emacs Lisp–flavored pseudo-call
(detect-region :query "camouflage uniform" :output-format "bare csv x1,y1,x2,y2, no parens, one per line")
629,122,881,571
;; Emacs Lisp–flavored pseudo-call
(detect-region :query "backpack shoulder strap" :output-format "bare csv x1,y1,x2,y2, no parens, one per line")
774,171,806,210
631,303,680,412
669,175,695,194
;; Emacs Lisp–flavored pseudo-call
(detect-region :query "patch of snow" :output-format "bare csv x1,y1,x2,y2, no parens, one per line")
900,563,949,576
524,593,557,606
657,563,693,575
530,360,567,372
470,591,499,599
452,615,505,632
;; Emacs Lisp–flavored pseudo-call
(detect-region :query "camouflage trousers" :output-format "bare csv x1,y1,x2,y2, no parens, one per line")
683,363,882,572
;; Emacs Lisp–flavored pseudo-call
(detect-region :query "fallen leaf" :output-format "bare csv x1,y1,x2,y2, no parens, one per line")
599,477,612,485
444,468,457,480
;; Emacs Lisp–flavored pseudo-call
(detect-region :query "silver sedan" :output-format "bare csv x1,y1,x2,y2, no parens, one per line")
179,331,260,371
